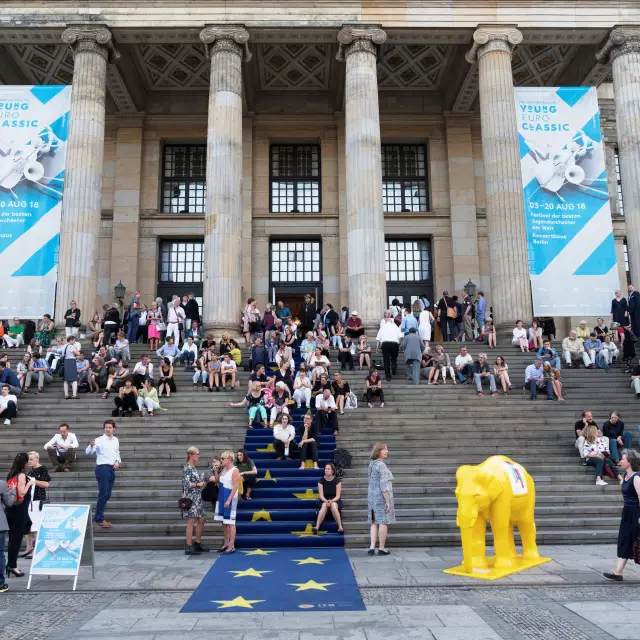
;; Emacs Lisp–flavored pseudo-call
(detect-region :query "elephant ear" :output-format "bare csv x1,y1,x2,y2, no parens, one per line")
476,468,504,501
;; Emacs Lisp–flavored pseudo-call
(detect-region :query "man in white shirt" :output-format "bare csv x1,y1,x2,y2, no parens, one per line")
220,353,238,390
454,346,474,383
178,336,198,371
86,420,121,527
166,297,185,343
0,385,17,425
315,388,339,434
376,311,403,381
562,330,591,368
131,355,154,388
45,422,79,472
601,335,619,366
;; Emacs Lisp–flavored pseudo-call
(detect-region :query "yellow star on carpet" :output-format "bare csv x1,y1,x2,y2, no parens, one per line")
292,523,327,537
258,470,276,482
242,549,276,556
212,596,265,609
228,568,272,578
292,557,330,565
293,489,318,499
257,443,275,452
288,580,335,592
251,509,272,522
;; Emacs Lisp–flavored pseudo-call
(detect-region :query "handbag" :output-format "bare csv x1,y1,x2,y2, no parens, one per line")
156,322,167,331
178,496,193,512
633,537,640,565
446,306,456,319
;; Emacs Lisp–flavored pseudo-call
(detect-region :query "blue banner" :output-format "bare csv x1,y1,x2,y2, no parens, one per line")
0,85,71,318
30,504,90,576
515,86,619,316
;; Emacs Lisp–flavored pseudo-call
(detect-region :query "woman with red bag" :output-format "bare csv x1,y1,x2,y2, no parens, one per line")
5,452,35,578
604,450,640,581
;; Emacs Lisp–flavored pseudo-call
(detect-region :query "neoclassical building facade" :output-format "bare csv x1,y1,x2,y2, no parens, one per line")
0,2,637,331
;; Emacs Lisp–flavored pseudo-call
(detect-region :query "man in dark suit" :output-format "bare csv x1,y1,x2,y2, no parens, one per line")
322,303,339,336
628,285,640,337
299,294,316,335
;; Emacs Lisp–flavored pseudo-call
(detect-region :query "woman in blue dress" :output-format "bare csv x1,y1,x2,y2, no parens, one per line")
604,450,640,581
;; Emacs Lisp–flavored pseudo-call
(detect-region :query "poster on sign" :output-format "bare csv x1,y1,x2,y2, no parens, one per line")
28,504,93,591
0,85,72,319
514,86,619,317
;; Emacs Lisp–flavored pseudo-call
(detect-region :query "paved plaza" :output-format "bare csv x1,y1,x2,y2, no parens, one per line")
2,545,639,640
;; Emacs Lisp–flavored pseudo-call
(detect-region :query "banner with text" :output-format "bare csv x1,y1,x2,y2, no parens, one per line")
0,86,72,318
515,86,619,317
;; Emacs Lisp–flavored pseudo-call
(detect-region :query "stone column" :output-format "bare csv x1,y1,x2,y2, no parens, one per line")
597,26,640,285
55,25,118,329
466,26,532,326
200,25,251,331
337,26,387,329
603,141,621,216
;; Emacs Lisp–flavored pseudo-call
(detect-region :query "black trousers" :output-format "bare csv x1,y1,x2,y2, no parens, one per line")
316,410,339,434
131,373,150,389
381,342,399,377
300,441,319,462
114,394,137,413
440,317,456,341
6,501,28,569
241,475,257,496
274,440,298,458
338,351,354,369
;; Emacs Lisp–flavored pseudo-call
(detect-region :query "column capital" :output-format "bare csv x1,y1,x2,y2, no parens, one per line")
200,25,251,62
336,25,387,62
62,25,120,63
465,25,522,64
596,25,640,64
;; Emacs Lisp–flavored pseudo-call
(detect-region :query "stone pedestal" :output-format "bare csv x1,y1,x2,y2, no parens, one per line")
466,26,532,326
55,25,118,329
598,26,640,285
200,26,251,332
337,26,387,329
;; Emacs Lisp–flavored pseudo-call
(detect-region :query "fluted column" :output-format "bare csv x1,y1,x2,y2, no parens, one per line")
466,26,532,326
55,25,118,329
200,26,251,331
337,26,387,329
597,26,640,285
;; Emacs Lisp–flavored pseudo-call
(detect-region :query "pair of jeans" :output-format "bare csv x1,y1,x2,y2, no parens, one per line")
366,388,384,403
381,342,399,377
585,456,618,478
95,464,116,523
476,312,485,328
609,433,634,461
525,379,553,399
456,363,473,382
127,315,139,344
474,373,496,393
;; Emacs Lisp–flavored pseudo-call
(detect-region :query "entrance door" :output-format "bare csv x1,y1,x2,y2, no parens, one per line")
157,239,204,311
272,286,322,317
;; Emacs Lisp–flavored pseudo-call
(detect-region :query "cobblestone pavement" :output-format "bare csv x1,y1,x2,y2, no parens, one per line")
0,546,638,640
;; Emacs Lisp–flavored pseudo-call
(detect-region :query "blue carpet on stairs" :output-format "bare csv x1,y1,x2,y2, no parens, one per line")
180,547,365,613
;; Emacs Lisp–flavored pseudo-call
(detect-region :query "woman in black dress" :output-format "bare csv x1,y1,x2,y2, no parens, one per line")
622,325,636,372
22,451,51,559
604,450,640,581
158,357,176,397
313,463,343,535
611,290,628,327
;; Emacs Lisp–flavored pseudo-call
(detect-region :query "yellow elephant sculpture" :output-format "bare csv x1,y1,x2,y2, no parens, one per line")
444,455,550,580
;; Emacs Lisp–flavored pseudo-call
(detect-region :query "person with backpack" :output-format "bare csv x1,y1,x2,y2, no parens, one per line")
6,452,34,578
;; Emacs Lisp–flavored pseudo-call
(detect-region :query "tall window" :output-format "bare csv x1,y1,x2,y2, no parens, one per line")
385,240,430,282
271,240,321,283
270,144,321,213
162,145,206,214
382,144,429,212
624,237,631,285
615,148,624,215
159,240,204,284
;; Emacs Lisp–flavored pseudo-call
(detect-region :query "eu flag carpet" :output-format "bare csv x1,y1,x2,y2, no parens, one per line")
180,547,365,613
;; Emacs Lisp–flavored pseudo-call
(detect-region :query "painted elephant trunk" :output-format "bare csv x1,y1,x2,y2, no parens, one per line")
457,508,488,573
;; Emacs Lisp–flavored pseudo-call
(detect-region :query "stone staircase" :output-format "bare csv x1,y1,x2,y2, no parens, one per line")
1,337,637,549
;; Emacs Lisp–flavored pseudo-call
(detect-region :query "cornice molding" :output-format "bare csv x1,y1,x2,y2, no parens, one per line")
596,25,640,64
199,25,251,62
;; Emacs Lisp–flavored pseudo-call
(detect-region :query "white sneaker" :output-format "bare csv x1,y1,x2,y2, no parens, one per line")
596,479,608,486
3,419,10,425
380,402,385,408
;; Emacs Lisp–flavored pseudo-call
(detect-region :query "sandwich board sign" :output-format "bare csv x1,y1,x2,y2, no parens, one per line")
27,504,94,591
